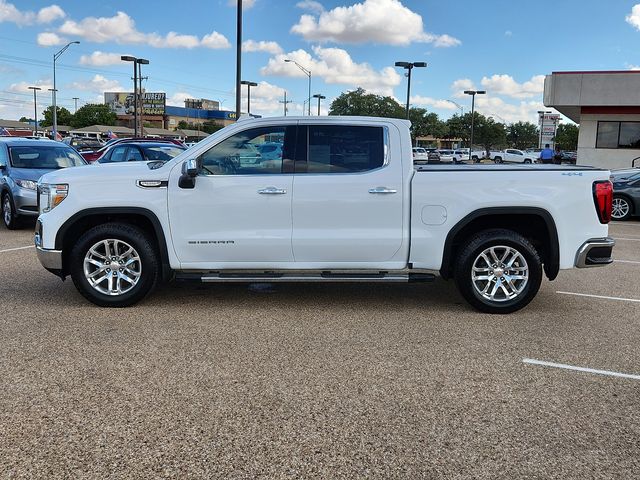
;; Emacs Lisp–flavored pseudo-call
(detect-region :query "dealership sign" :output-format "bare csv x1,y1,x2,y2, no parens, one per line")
539,113,561,147
105,92,166,116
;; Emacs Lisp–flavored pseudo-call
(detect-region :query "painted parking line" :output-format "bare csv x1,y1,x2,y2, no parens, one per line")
616,259,640,265
0,245,33,254
557,291,640,303
523,358,640,381
611,221,640,227
613,237,640,242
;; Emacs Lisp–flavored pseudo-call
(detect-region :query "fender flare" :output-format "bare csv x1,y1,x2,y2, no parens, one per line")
440,207,560,281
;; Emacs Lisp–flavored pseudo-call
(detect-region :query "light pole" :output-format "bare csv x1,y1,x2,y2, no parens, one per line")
284,59,311,115
235,0,242,120
53,41,79,141
72,97,79,113
538,110,551,148
240,80,258,115
464,90,486,162
28,86,41,135
137,58,149,136
448,99,464,116
394,61,427,119
48,88,57,138
312,94,326,116
121,56,139,136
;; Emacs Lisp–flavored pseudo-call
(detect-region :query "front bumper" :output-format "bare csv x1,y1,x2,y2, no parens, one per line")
575,237,615,268
34,228,62,270
13,187,38,216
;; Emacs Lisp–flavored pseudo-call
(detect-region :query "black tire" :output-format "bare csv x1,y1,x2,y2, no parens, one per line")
70,223,159,307
494,156,502,163
524,159,532,164
454,229,543,314
612,195,633,221
2,193,18,230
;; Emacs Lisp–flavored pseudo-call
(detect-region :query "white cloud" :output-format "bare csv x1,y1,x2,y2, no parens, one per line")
0,0,65,25
228,0,256,8
240,81,293,116
69,74,123,93
296,0,325,14
58,11,230,49
8,78,53,93
480,74,545,99
626,63,640,70
79,51,126,66
37,5,65,23
451,78,476,98
242,39,283,54
37,32,66,46
410,95,457,110
474,95,546,124
504,30,513,37
166,92,193,107
627,4,640,30
201,31,232,49
261,47,402,96
291,0,460,47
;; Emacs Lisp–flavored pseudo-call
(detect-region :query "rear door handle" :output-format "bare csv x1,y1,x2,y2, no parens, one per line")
368,187,397,194
258,186,287,195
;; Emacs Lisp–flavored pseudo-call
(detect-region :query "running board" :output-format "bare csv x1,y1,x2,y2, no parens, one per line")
177,272,436,283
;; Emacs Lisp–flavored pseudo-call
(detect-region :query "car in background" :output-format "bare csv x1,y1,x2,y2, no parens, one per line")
491,149,537,164
412,147,429,162
437,149,455,162
98,141,187,164
0,137,86,229
81,138,185,162
558,151,577,164
610,168,640,220
62,137,104,154
257,142,283,161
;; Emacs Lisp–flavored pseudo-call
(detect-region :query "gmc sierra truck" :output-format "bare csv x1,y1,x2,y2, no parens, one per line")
34,116,615,314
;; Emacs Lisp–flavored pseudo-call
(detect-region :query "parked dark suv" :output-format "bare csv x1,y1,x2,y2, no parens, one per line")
0,138,86,229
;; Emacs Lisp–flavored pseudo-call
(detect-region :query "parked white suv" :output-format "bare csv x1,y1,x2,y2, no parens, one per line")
35,116,615,314
491,149,537,164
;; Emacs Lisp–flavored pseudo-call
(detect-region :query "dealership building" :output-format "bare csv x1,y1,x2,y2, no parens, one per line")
544,70,640,169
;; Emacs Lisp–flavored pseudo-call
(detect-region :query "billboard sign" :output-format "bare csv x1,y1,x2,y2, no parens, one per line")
539,113,561,148
105,92,166,116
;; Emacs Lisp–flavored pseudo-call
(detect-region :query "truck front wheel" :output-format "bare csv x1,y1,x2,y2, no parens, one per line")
454,229,542,314
69,223,159,307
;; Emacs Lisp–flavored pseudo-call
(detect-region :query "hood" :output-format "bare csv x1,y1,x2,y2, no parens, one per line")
9,167,59,183
39,161,170,185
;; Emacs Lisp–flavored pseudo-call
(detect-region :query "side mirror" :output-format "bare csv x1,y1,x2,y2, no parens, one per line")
178,158,200,189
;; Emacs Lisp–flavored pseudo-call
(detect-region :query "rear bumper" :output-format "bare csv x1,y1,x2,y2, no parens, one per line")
575,237,615,268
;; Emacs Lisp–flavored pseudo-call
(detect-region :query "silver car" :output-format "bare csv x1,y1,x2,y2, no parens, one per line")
0,138,86,229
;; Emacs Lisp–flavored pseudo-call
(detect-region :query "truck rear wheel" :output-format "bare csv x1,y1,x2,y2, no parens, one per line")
70,223,159,307
454,229,542,314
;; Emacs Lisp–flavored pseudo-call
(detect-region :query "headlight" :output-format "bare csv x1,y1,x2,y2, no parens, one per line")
38,183,68,214
15,179,38,191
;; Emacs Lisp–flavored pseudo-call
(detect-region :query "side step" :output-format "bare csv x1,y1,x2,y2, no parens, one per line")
176,272,436,283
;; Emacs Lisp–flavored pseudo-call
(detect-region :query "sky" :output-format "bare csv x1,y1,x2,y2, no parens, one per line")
2,0,640,124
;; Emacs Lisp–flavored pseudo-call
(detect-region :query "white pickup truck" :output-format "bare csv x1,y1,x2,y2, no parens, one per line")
490,149,538,164
34,116,615,314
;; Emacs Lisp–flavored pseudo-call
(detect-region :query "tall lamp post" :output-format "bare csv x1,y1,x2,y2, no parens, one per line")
464,90,486,162
235,0,242,119
394,61,427,119
121,56,149,137
538,110,551,148
48,88,57,138
448,99,464,116
284,59,311,115
312,94,326,116
53,41,80,141
137,58,149,136
28,86,41,136
240,80,258,115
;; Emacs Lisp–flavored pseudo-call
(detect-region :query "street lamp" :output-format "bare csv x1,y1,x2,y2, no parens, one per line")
137,58,149,137
240,80,258,115
235,0,242,119
284,59,311,115
464,90,486,162
537,110,552,148
72,97,79,113
28,86,41,135
447,99,464,116
394,61,427,119
312,94,326,116
48,88,57,138
53,41,80,140
121,56,149,137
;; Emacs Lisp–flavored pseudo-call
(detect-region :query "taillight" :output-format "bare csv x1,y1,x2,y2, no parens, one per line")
593,180,613,224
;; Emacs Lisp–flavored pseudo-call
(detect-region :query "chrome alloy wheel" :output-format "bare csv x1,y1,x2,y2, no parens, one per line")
471,245,529,302
612,197,630,219
83,239,142,296
2,196,11,226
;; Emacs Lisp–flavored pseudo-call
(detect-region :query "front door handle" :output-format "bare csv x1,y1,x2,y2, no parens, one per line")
258,186,287,195
368,187,397,194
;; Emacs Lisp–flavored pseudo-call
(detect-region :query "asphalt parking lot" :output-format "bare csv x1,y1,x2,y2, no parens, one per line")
1,222,639,479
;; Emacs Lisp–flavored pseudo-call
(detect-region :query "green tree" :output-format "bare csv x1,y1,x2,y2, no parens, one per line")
40,106,73,128
70,103,116,128
177,120,189,129
506,121,539,149
446,112,506,153
329,88,405,118
408,107,447,142
19,116,32,123
202,121,224,134
554,123,579,150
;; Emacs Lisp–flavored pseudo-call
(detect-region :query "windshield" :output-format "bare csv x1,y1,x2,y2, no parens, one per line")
141,145,185,161
9,145,86,169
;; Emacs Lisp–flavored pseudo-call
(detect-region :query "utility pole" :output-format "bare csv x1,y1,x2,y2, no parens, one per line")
279,91,292,116
313,93,326,116
47,88,57,138
137,59,149,137
394,61,427,119
28,86,41,135
72,97,79,113
235,0,242,119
